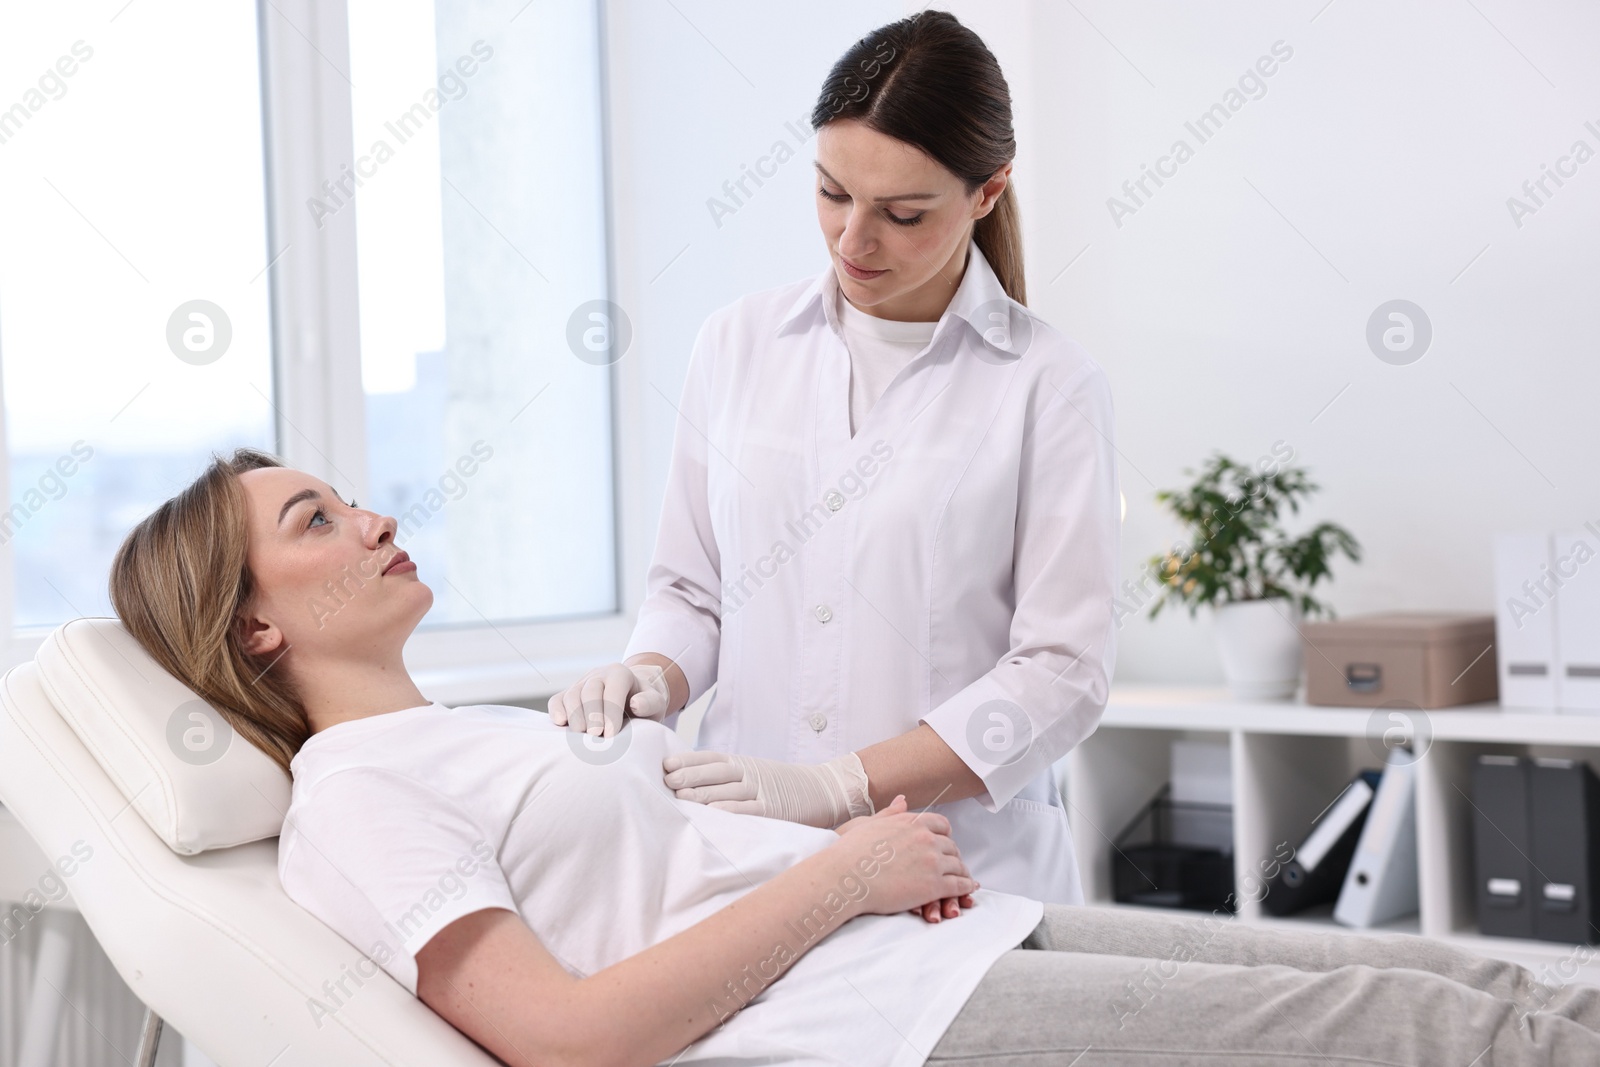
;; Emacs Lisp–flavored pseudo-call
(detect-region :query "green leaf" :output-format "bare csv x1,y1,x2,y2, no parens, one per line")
1144,452,1360,620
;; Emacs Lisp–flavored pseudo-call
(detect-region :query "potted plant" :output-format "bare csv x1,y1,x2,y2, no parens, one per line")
1146,450,1361,700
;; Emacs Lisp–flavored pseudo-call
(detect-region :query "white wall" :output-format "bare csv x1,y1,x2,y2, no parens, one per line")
605,0,1600,685
603,0,908,614
1019,0,1599,681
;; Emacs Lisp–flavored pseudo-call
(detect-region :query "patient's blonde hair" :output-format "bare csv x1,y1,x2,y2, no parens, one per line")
108,448,308,778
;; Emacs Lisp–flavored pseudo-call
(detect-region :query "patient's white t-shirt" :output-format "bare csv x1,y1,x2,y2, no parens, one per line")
278,703,1042,1067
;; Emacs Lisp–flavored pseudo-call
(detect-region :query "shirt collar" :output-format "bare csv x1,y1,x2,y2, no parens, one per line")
775,239,1028,360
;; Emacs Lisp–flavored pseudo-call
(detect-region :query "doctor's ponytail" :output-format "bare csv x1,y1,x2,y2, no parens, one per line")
811,10,1027,305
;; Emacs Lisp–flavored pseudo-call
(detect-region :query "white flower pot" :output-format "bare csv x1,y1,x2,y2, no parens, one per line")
1212,598,1303,701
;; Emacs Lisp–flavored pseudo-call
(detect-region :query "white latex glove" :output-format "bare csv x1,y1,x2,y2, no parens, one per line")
662,750,874,828
548,662,672,738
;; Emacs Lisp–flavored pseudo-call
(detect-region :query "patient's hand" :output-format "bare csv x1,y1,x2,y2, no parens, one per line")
834,812,878,836
916,895,975,922
836,802,976,922
831,796,978,923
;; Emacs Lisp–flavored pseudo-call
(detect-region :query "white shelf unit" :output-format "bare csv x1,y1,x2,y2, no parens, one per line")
1066,685,1600,988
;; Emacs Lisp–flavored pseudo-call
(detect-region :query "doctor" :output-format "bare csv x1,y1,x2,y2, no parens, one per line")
550,10,1119,908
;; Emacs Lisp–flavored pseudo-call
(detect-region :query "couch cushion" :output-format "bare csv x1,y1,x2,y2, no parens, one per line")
34,617,289,854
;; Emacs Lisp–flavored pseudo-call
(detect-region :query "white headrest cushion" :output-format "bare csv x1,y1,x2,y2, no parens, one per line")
35,617,290,854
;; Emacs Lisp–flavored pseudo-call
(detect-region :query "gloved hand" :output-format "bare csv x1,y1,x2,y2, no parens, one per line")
662,750,874,828
548,662,672,738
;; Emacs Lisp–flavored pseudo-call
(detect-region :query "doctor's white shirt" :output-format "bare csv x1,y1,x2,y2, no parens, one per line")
625,239,1120,904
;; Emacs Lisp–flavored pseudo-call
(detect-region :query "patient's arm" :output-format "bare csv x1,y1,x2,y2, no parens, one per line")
416,797,975,1067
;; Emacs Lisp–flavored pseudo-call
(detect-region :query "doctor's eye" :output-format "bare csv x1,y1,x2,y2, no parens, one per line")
819,187,921,227
881,208,924,227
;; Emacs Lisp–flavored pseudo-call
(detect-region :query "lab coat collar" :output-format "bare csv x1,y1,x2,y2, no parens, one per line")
775,239,1028,360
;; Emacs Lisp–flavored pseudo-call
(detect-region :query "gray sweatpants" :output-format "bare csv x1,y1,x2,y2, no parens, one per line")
927,903,1600,1066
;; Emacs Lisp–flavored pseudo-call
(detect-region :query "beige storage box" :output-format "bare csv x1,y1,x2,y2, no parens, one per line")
1302,612,1498,709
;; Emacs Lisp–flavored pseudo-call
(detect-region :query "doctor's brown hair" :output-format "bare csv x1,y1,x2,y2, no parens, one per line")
812,10,1026,305
109,448,309,778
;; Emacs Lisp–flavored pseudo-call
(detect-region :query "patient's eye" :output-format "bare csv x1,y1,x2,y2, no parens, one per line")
308,508,329,529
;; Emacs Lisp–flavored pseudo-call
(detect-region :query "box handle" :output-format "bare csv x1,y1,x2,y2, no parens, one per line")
1487,877,1522,901
1345,662,1382,692
1542,882,1577,912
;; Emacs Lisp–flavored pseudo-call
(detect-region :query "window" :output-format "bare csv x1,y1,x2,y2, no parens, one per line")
0,3,275,632
2,0,626,683
346,0,618,627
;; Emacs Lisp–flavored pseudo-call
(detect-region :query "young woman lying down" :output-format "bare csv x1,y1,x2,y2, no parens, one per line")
108,449,1600,1067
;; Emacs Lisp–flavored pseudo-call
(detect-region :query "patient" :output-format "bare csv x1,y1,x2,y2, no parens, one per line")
108,449,1600,1067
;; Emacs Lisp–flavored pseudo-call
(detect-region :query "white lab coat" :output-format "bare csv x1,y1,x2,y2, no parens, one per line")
625,240,1120,904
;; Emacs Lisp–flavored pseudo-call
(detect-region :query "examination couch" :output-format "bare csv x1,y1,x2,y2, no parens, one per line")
0,617,500,1066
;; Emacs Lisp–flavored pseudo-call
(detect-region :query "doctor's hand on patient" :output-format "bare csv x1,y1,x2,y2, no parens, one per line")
664,751,979,923
548,661,672,738
662,749,874,829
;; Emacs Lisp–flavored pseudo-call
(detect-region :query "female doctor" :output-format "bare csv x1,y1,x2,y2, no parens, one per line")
551,10,1119,909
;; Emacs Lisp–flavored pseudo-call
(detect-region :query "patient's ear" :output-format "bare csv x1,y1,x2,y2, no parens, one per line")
235,611,283,658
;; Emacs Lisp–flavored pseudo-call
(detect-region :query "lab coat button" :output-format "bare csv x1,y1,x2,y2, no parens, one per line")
814,604,833,623
808,712,828,732
824,490,845,512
